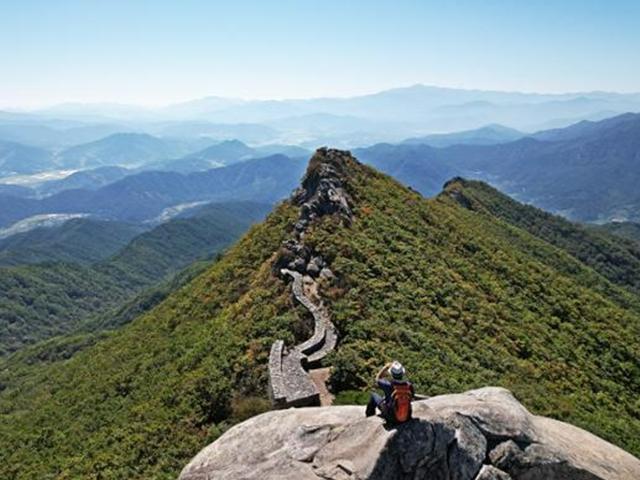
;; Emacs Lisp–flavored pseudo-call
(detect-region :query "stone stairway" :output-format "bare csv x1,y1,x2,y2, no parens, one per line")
268,269,338,408
268,148,356,409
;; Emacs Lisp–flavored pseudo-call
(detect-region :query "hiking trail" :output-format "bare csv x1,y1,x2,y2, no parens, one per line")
268,148,353,408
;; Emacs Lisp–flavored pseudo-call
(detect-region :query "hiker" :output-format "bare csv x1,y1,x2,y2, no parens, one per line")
365,360,414,423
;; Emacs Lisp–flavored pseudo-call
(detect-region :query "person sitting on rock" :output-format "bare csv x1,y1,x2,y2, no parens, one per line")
366,361,414,423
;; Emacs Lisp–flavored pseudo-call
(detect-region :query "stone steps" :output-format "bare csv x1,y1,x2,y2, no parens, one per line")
269,341,320,408
267,149,353,409
268,269,338,408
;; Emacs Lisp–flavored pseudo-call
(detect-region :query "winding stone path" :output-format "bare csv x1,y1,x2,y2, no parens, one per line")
268,269,338,408
284,269,338,367
268,148,355,409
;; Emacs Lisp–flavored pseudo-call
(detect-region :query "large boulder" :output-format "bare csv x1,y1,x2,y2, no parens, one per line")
178,387,640,480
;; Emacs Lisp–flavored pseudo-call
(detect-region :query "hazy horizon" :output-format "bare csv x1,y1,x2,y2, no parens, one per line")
2,0,639,109
3,82,640,112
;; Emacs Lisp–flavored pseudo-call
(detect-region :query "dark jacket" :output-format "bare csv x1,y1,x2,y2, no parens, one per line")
377,378,415,408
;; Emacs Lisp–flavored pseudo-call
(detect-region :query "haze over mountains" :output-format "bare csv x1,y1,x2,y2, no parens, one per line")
4,85,640,149
2,109,640,249
20,84,640,127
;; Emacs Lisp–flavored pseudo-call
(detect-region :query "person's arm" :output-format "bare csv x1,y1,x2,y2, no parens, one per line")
376,362,392,381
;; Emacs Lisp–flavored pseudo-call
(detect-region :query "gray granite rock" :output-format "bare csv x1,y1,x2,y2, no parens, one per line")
179,387,640,480
448,413,487,480
489,439,601,480
475,465,512,479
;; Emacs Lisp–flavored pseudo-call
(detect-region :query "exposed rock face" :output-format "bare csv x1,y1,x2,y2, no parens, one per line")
268,148,354,408
179,387,640,480
292,147,354,230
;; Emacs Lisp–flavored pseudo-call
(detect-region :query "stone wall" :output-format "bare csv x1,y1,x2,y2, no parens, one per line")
268,148,355,408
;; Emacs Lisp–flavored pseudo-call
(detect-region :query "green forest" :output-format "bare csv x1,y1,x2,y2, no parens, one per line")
0,201,269,355
1,156,639,478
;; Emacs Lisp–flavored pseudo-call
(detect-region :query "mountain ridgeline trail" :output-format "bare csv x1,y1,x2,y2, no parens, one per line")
268,147,352,407
2,147,640,479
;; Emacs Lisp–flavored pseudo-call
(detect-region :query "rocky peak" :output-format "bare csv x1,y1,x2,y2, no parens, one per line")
179,387,640,480
292,147,355,228
274,147,355,276
442,177,476,210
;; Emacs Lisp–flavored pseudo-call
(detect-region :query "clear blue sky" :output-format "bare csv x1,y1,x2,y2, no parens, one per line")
1,0,639,108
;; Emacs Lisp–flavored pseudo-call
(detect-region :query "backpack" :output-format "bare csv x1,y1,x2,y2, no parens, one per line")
391,382,412,422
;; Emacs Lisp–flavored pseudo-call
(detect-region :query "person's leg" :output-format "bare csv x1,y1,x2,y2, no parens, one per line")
366,392,383,417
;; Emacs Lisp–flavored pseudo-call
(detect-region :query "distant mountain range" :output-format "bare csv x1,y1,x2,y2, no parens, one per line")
36,166,131,196
354,143,459,196
0,117,128,148
55,133,186,169
1,110,639,230
3,85,639,149
359,112,640,222
0,140,53,176
0,133,183,175
0,133,305,180
402,124,524,147
28,85,640,128
0,154,304,228
154,139,309,173
443,113,640,222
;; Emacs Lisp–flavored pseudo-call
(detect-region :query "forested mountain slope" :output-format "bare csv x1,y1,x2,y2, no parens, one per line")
441,178,640,296
0,201,270,355
0,218,143,266
597,221,640,244
1,149,639,478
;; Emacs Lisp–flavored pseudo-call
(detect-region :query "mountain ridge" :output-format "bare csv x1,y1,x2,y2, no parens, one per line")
0,201,270,354
1,148,639,478
0,154,303,228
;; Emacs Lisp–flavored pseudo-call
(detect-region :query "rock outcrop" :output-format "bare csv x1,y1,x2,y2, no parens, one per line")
179,387,640,480
268,148,354,408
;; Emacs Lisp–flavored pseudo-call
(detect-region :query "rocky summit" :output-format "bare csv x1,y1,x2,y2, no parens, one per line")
179,387,640,480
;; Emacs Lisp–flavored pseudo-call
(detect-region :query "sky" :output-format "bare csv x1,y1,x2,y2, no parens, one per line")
1,0,639,108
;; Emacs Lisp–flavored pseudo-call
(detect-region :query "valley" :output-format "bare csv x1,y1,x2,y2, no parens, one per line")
0,201,270,355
